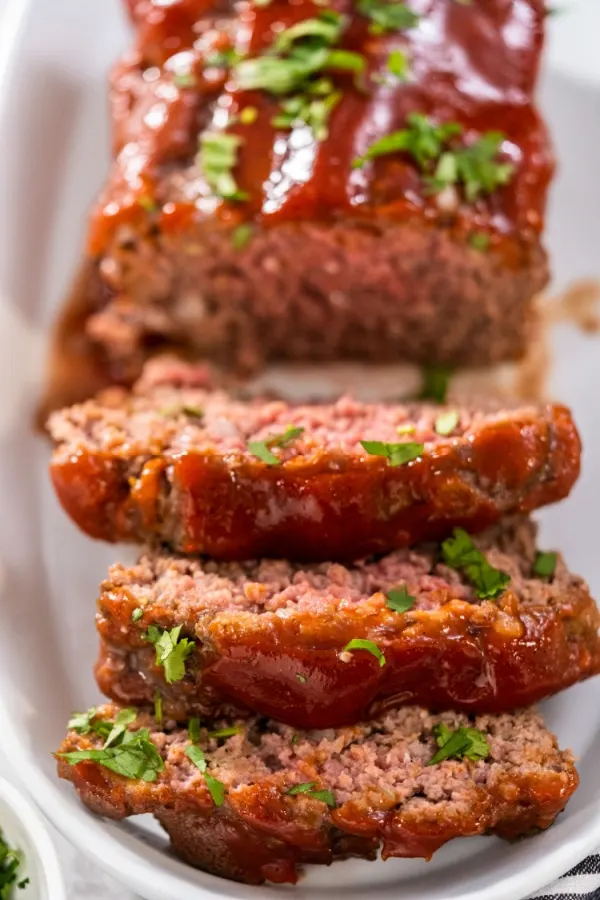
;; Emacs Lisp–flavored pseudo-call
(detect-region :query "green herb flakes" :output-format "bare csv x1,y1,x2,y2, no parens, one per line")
103,708,137,749
0,828,27,899
188,717,202,744
59,729,165,783
358,0,419,34
285,782,336,806
173,72,197,88
386,585,416,613
247,425,305,465
296,673,308,684
469,231,490,252
343,638,386,667
137,195,158,213
198,131,248,201
533,551,557,579
142,624,195,684
231,223,254,250
442,528,510,600
434,409,459,436
420,365,451,403
154,692,163,725
428,722,490,766
68,708,98,735
206,726,243,740
131,607,144,623
386,48,409,80
186,745,207,772
353,113,461,169
360,440,424,467
396,423,416,434
429,132,514,201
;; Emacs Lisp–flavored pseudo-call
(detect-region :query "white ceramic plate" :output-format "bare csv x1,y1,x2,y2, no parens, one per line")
1,2,600,899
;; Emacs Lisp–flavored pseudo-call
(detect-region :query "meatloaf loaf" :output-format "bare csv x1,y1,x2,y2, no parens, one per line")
47,368,581,560
75,0,552,384
95,516,600,728
57,703,578,885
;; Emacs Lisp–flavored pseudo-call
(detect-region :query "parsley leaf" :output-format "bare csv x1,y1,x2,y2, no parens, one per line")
420,365,451,403
285,783,336,806
442,528,510,600
247,426,305,465
206,726,243,740
360,440,424,467
386,48,409,80
386,585,416,613
533,551,557,579
353,113,461,169
469,231,490,252
59,730,165,782
185,747,227,806
198,131,248,201
231,223,254,250
358,0,420,33
68,708,98,735
131,607,144,623
343,638,386,667
434,409,459,436
173,72,197,89
103,708,137,749
188,717,202,744
0,828,25,899
143,624,195,684
154,692,163,726
428,722,490,765
430,132,514,201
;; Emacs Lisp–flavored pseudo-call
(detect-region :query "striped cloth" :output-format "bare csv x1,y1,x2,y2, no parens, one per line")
532,856,600,899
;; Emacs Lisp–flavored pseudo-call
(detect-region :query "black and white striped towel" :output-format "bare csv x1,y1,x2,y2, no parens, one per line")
532,855,600,899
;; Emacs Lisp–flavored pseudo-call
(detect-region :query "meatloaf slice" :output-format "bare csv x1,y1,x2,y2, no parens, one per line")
73,0,552,383
47,367,581,560
56,703,578,886
95,517,600,728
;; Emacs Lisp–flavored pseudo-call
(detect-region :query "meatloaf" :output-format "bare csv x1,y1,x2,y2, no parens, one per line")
47,366,580,560
57,703,578,885
73,0,552,384
95,516,600,728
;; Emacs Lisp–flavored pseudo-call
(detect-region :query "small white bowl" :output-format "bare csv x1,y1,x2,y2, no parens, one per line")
0,778,66,900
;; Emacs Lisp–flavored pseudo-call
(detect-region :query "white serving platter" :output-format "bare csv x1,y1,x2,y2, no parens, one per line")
0,2,600,899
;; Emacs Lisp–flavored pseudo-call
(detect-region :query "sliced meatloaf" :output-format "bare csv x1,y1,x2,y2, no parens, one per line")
95,517,600,728
56,703,578,885
71,0,552,384
47,367,581,560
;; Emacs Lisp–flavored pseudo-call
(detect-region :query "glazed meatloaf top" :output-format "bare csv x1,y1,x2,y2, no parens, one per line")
47,364,581,559
92,0,552,256
96,516,600,726
57,703,578,884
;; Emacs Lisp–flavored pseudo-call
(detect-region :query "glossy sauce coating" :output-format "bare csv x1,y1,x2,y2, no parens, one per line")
91,0,552,256
96,580,600,728
50,404,581,560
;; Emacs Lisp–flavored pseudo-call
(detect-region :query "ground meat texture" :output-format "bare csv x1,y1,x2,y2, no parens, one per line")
47,366,581,560
71,0,552,383
56,704,578,886
94,517,600,728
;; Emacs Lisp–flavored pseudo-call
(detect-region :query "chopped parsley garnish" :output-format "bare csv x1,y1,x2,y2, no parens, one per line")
154,692,163,725
247,425,305,465
188,717,202,744
434,409,459,436
442,528,510,600
103,708,137,749
469,231,490,252
353,113,461,169
273,12,344,55
343,638,386,667
173,72,197,88
533,551,557,579
137,195,158,213
131,607,144,623
198,131,248,201
206,726,243,740
59,726,165,782
204,48,242,69
142,625,195,684
420,365,451,403
159,404,203,418
428,722,490,766
386,48,409,80
386,585,416,613
185,746,227,806
285,782,336,806
429,132,514,201
272,90,342,141
296,673,308,683
396,423,416,434
231,223,254,250
358,0,419,34
0,828,27,898
360,440,424,467
68,708,98,735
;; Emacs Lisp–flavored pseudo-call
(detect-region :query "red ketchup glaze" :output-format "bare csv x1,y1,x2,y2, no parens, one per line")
50,404,581,561
89,0,553,256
